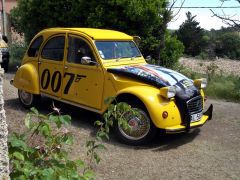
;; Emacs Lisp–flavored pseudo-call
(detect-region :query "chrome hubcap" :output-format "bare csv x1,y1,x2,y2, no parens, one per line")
119,109,150,141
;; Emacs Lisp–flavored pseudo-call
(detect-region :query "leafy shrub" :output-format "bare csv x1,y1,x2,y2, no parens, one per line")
206,74,240,101
215,32,240,60
9,41,27,66
8,107,94,179
196,52,209,60
8,99,135,179
159,35,184,68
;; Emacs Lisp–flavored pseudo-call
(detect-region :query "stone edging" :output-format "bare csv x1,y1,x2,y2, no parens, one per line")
0,68,9,179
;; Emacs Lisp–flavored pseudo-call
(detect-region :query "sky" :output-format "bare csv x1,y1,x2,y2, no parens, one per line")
168,0,240,30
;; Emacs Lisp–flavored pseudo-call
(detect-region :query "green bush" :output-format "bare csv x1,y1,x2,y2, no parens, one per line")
206,75,240,101
215,32,240,60
196,52,209,60
8,107,94,179
8,99,135,179
9,41,27,67
159,35,184,68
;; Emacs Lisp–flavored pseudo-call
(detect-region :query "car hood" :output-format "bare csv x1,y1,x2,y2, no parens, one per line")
107,64,200,99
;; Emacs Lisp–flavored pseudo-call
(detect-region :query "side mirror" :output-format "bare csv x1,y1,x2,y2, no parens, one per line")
133,36,141,46
81,56,98,66
145,55,152,62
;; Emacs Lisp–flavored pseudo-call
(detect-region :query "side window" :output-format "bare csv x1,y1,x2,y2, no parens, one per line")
67,36,95,64
41,36,65,61
27,36,43,57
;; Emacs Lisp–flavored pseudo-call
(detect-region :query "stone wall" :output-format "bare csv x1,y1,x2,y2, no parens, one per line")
0,68,9,179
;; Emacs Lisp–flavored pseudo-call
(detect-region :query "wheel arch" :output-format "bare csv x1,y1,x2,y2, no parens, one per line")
116,93,147,110
13,63,40,94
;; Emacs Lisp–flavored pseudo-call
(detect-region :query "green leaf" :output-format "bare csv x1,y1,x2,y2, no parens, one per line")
24,113,31,129
49,115,61,128
94,120,103,126
40,124,51,137
94,152,101,164
63,134,73,145
59,176,68,180
49,114,58,122
83,170,95,179
59,115,71,125
9,136,27,149
104,96,116,105
95,144,106,150
30,107,39,115
75,159,85,168
42,168,54,178
13,151,25,161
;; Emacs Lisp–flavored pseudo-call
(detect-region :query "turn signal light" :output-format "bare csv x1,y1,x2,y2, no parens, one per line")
162,111,168,119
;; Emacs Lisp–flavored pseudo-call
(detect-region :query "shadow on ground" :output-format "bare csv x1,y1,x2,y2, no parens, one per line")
5,94,200,151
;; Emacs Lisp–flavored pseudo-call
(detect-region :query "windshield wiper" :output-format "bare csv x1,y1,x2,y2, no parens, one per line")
131,55,141,60
115,56,129,61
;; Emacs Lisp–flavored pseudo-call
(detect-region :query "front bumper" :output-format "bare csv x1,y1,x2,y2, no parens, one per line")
165,104,213,133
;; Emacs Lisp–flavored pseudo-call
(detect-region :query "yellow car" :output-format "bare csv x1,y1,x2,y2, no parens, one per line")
11,28,213,145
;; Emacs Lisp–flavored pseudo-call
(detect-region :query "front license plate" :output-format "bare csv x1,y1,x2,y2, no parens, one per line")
191,112,202,122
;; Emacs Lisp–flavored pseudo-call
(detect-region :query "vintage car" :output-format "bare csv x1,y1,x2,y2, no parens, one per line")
11,28,213,145
0,34,9,72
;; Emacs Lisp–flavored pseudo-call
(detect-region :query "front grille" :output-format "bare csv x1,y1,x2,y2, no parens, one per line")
187,96,203,114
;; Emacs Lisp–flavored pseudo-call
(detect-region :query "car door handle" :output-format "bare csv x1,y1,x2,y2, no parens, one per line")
64,66,68,69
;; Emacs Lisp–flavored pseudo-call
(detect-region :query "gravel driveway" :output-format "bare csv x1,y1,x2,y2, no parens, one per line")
4,72,240,180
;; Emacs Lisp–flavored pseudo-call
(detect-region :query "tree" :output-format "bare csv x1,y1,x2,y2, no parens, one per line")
215,31,240,60
211,0,240,30
11,0,184,67
176,11,205,56
156,0,185,65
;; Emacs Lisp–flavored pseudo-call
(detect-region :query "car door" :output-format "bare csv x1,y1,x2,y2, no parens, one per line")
62,34,104,109
39,34,66,97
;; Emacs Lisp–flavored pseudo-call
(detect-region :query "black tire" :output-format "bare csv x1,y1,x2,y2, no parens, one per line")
18,89,40,108
1,62,8,72
114,102,157,145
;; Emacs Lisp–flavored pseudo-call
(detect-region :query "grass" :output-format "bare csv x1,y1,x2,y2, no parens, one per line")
175,64,240,102
205,75,240,102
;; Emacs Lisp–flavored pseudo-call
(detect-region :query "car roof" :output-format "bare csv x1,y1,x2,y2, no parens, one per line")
40,28,133,40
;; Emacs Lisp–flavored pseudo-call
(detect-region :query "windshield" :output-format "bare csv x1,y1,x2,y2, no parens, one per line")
95,41,141,60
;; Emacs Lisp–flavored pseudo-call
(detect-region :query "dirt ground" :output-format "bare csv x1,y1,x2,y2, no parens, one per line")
4,72,240,180
179,57,240,76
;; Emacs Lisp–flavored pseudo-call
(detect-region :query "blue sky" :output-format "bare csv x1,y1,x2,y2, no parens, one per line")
168,0,240,30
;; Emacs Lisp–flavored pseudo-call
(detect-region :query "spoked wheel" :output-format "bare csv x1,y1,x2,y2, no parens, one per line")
115,104,156,145
18,89,40,108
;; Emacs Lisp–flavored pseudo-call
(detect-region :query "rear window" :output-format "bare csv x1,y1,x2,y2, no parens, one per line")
27,36,43,57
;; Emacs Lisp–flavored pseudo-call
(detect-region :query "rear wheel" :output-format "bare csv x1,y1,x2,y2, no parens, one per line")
114,103,156,145
18,89,40,108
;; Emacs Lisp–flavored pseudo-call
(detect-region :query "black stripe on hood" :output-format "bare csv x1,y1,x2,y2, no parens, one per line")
107,68,170,88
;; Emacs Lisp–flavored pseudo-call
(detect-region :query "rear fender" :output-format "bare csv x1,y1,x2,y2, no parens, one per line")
13,63,40,94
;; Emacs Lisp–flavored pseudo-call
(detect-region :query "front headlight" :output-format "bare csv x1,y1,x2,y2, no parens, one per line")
194,78,207,89
160,86,176,99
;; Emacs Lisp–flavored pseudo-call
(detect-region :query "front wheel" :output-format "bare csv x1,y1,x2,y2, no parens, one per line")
18,89,40,108
114,104,156,145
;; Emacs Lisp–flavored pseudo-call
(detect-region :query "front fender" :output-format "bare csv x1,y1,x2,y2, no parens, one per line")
13,63,40,94
117,86,182,129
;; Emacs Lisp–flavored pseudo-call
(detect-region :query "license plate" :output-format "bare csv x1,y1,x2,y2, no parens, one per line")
191,112,202,122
